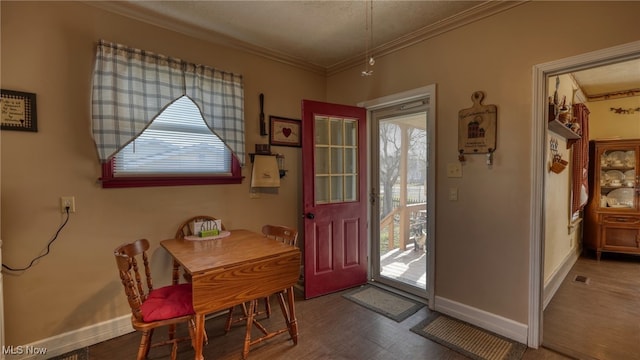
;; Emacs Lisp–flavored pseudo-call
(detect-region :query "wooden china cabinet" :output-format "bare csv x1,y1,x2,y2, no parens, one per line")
584,139,640,260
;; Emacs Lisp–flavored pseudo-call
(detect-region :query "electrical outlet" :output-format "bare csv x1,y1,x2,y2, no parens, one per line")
60,196,76,213
249,190,260,199
447,163,462,178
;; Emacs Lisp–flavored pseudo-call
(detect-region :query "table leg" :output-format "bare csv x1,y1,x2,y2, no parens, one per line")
286,286,298,344
194,313,205,360
242,300,257,359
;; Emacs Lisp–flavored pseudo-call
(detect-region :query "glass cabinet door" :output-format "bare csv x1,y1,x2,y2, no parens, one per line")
598,147,636,209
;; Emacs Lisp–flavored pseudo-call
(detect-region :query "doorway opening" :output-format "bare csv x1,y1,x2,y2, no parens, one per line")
529,40,640,348
362,85,436,302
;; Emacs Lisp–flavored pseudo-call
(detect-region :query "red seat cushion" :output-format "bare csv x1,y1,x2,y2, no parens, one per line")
140,283,194,322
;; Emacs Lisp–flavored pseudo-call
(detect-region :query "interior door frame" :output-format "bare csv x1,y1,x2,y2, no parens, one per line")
529,40,640,347
359,84,436,309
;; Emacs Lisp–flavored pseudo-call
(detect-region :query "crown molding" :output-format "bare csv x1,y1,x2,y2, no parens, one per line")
326,1,528,76
83,1,328,75
586,88,640,102
84,1,527,78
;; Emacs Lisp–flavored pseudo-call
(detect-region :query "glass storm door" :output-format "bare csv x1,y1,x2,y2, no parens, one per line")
371,100,431,298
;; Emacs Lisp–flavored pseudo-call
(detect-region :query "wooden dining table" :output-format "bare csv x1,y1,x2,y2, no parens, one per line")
160,229,301,360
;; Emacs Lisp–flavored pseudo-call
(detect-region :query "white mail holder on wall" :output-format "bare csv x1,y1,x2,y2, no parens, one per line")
251,154,281,188
458,91,497,165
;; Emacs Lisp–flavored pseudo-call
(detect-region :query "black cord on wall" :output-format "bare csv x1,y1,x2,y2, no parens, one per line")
2,207,71,272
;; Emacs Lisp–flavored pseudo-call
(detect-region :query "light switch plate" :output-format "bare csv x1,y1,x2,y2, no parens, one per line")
447,163,462,178
449,187,458,201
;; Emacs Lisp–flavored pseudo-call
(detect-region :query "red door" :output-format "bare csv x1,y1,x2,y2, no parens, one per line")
301,100,368,299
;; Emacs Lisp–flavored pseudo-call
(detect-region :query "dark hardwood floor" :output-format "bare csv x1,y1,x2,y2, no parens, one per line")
89,288,568,360
543,253,640,360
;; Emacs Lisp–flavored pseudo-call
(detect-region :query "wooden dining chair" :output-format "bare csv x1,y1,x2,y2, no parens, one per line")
260,225,299,247
172,215,225,285
224,225,299,333
114,239,200,360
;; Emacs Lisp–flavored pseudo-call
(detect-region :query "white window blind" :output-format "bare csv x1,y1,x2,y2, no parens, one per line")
114,96,231,176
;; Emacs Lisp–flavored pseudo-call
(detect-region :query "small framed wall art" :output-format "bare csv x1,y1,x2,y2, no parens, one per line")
1,89,38,132
270,116,301,147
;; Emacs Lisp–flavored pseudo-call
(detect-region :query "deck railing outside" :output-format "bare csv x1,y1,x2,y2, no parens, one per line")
380,202,426,252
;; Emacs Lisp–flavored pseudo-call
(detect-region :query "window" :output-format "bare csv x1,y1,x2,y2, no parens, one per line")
92,40,245,188
101,96,241,188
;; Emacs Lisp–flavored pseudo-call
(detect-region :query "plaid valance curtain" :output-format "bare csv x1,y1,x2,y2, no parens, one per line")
91,40,245,165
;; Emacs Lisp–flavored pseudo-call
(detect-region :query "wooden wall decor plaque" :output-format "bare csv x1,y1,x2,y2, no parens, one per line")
458,91,496,154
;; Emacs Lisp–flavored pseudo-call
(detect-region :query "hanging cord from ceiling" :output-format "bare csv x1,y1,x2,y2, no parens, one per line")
361,0,374,76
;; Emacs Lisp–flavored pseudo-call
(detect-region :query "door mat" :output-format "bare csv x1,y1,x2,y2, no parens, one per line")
46,347,88,360
410,313,526,360
342,285,424,322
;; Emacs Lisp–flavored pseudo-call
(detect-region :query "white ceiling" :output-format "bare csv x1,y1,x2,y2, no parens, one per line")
91,0,640,96
571,59,640,101
121,0,484,69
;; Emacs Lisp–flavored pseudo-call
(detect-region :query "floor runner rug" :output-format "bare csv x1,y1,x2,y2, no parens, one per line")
342,285,424,322
410,313,526,360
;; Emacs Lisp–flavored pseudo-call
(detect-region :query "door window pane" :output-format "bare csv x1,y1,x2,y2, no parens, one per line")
345,120,357,146
315,116,329,145
331,118,343,145
345,175,357,201
314,115,358,205
331,148,344,174
316,176,329,204
330,175,343,202
315,147,330,174
345,148,356,174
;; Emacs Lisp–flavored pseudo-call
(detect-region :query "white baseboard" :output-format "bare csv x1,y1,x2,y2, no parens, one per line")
3,315,133,360
434,296,528,345
543,249,579,309
1,310,236,360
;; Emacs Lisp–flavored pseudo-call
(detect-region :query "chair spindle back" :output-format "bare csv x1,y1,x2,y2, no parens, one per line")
261,225,298,247
114,238,153,322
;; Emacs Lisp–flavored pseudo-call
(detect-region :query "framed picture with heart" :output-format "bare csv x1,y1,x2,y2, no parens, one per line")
269,116,301,147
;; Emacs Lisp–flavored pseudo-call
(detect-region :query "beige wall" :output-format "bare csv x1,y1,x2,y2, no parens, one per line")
2,0,640,349
544,134,580,284
326,1,639,324
544,74,580,285
588,96,640,140
1,2,324,345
